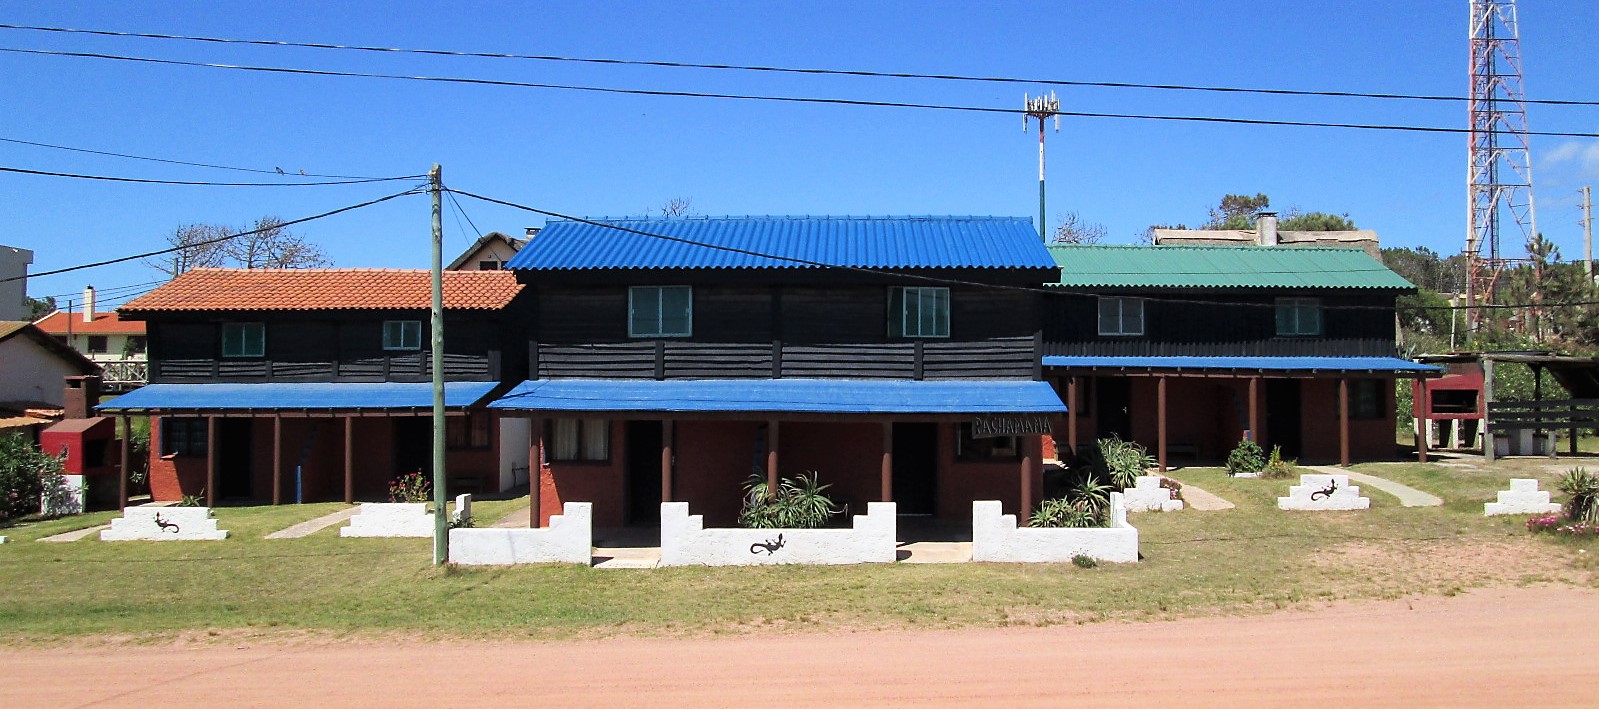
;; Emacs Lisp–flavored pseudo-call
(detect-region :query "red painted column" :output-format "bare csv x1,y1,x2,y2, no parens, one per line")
766,420,780,499
880,422,893,502
119,414,130,511
205,416,217,508
1066,377,1079,459
661,419,674,503
272,414,283,506
1248,377,1260,443
1019,449,1034,526
529,417,542,528
1339,378,1351,467
1413,379,1429,463
1157,376,1169,473
344,416,355,504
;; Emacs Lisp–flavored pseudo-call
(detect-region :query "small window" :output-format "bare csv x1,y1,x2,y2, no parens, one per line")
549,419,610,461
629,286,692,337
955,423,1020,461
221,322,266,358
478,260,501,270
383,320,423,351
86,335,108,353
124,336,147,355
160,417,208,457
447,412,493,449
1275,298,1323,337
1097,297,1144,336
1351,380,1384,420
889,286,951,338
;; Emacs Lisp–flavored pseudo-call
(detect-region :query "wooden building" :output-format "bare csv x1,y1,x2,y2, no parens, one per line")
98,269,525,506
490,215,1067,527
1040,244,1440,468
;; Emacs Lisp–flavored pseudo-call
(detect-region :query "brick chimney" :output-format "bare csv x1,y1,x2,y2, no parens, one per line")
62,375,101,419
1256,212,1279,246
83,285,96,323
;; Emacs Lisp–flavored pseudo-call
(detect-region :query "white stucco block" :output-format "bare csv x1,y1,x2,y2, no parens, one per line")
0,536,10,544
340,502,435,537
453,494,473,524
971,493,1139,563
450,502,592,565
659,501,897,566
1122,476,1184,512
1277,474,1370,511
1485,479,1563,516
101,507,228,541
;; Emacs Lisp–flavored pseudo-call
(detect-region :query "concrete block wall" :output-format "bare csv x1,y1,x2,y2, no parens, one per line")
659,501,897,566
971,492,1139,563
340,502,433,537
1278,474,1370,511
101,507,228,541
1122,475,1184,512
1485,478,1563,516
450,502,592,565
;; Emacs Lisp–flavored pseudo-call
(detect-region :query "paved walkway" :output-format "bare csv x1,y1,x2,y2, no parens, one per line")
491,506,530,528
1306,465,1443,507
264,506,359,539
36,524,109,543
1167,480,1235,511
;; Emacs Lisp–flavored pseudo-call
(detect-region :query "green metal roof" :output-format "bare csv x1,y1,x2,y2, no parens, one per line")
1047,244,1415,290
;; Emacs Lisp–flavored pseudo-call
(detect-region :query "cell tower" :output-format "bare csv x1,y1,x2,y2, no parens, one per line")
1024,91,1060,241
1465,0,1539,329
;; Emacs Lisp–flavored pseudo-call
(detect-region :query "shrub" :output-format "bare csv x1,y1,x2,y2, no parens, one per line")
448,514,475,529
389,471,432,503
1072,554,1098,569
738,472,840,529
1096,436,1155,489
1260,446,1296,480
179,491,205,507
1225,438,1265,477
1558,468,1599,525
1159,476,1184,501
1527,513,1599,536
1030,475,1113,528
0,432,63,523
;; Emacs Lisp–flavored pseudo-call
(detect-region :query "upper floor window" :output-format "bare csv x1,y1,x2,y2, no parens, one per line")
383,320,423,351
161,417,208,457
890,286,950,338
1097,297,1144,336
221,322,266,358
124,335,147,355
629,286,692,337
478,260,502,270
86,335,108,353
1275,298,1323,337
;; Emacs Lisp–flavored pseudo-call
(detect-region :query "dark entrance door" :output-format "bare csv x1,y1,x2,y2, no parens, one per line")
1266,379,1303,458
625,420,663,525
392,417,432,481
1095,377,1133,440
892,422,938,515
218,418,253,499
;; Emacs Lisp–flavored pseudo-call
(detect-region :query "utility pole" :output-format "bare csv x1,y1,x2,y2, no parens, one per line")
429,164,447,566
1583,185,1593,282
1023,92,1060,241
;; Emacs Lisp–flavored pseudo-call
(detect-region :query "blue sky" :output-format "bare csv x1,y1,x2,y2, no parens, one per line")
4,1,1597,306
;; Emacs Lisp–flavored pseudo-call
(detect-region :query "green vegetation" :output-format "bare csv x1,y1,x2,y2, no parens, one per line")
738,472,840,529
1557,468,1599,525
1225,438,1265,477
1260,446,1296,480
0,433,63,522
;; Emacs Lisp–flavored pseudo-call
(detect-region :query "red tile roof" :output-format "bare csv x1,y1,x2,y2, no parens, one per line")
34,311,147,335
120,269,522,312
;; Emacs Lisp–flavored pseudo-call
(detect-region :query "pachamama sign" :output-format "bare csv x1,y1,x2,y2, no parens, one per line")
970,414,1052,438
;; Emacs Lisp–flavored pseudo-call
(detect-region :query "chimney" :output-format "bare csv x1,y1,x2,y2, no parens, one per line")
524,227,541,239
83,285,96,323
62,375,101,420
1256,212,1279,246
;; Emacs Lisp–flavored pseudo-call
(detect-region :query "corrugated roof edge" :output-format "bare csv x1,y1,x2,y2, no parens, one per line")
546,215,1034,223
1046,243,1376,253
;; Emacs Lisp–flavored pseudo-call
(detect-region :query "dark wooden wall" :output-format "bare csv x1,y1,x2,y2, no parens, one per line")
1042,290,1401,358
529,285,1040,380
146,310,516,383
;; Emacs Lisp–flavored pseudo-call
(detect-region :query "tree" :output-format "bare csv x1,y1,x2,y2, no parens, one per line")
1051,212,1107,245
656,197,695,217
1279,211,1358,231
223,217,329,269
23,295,55,320
1204,193,1272,229
0,432,62,522
144,224,229,278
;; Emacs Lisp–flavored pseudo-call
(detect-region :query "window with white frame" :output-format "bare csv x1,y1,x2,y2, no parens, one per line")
889,286,950,338
629,286,692,337
1097,297,1144,336
383,320,423,351
1275,297,1323,337
549,419,610,461
221,322,265,358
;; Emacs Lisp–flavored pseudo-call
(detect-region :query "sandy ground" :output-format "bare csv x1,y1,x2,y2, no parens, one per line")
5,585,1598,708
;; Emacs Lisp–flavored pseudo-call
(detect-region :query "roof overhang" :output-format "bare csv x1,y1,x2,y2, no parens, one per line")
1041,356,1444,378
489,378,1067,417
95,382,500,415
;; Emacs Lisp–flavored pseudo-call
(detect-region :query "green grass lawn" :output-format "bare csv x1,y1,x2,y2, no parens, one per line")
1,475,1595,643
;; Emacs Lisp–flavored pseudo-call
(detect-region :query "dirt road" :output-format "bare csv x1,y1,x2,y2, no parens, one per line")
6,585,1597,708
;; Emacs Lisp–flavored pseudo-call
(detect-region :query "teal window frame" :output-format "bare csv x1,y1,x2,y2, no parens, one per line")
889,286,951,338
1275,297,1323,337
1097,297,1144,336
221,322,266,358
383,320,423,351
628,286,693,337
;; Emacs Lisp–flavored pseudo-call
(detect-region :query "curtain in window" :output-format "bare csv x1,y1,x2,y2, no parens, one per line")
581,420,610,460
552,419,580,460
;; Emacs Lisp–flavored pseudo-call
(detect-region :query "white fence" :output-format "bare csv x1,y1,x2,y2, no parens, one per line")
101,506,228,541
1277,474,1370,511
971,493,1139,563
1484,478,1563,516
659,501,897,567
450,502,593,565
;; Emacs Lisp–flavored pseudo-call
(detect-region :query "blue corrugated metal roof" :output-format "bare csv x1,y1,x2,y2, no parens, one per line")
1041,356,1442,373
97,382,500,412
489,379,1066,414
505,216,1057,271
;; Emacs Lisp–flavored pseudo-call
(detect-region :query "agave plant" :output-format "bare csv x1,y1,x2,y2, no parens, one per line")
738,471,841,529
1096,435,1155,490
1029,496,1100,528
1558,467,1599,525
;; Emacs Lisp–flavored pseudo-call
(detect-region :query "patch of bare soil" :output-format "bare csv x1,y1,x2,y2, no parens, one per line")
5,586,1597,708
1308,538,1585,588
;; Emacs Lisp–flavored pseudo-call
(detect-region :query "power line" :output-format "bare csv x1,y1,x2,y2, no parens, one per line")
4,23,1597,107
2,186,425,283
6,47,1598,139
33,279,169,300
446,189,483,240
0,165,424,187
0,135,393,179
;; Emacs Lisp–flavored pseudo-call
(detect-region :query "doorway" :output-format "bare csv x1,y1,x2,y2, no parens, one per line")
1266,379,1303,458
625,420,664,524
1095,377,1133,440
892,422,938,515
217,418,253,499
392,417,431,480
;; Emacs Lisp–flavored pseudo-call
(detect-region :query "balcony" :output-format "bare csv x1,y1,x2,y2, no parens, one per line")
98,359,149,391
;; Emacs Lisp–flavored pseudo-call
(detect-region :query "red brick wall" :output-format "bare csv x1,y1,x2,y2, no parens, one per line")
937,423,1043,520
146,416,207,501
537,419,625,528
781,422,884,519
1298,379,1398,463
